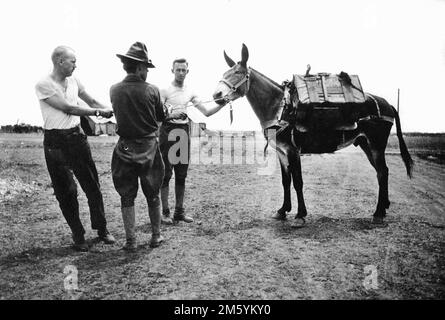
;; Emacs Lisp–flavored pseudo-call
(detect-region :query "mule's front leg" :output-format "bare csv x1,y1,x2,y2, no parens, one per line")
272,158,292,220
290,152,307,228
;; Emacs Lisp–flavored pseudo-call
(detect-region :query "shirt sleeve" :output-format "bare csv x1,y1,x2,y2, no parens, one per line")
159,88,167,104
35,78,56,100
154,88,166,122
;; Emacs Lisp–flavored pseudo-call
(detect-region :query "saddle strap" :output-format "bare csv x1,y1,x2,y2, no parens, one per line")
359,115,394,123
262,121,290,158
365,93,381,117
361,93,394,123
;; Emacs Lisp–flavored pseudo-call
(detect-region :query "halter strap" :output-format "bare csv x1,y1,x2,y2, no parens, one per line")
218,68,251,97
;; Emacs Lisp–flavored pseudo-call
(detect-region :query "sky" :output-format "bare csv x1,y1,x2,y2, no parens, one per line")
0,0,444,132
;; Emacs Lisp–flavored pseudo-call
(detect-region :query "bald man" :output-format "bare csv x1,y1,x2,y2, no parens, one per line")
35,46,115,251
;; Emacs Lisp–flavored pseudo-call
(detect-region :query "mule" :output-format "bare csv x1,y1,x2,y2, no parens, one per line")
213,44,413,227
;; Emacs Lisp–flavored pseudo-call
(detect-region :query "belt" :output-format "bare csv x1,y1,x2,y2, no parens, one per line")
120,131,158,139
44,126,80,135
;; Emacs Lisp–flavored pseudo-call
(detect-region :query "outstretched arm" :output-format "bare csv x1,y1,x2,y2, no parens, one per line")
77,80,113,117
194,101,227,117
43,92,112,118
79,89,109,110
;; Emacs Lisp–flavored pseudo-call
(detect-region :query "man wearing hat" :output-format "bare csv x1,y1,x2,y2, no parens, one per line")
35,45,116,252
110,42,185,251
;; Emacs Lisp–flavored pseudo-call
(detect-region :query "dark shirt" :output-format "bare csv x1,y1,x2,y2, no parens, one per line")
110,74,165,139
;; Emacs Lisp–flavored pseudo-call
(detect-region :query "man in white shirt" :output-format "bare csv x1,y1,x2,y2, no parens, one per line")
35,46,115,251
159,58,226,224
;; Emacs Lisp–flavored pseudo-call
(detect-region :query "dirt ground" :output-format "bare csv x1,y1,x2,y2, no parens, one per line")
0,133,444,300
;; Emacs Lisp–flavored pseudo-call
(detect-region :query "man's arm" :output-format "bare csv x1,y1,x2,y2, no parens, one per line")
43,92,112,118
76,79,113,118
79,89,109,110
163,102,187,121
194,101,227,117
190,91,227,117
77,79,113,117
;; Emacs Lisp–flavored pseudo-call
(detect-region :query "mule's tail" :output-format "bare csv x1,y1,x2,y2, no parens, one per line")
393,106,414,178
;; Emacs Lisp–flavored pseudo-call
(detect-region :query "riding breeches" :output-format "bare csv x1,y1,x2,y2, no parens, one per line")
111,137,165,208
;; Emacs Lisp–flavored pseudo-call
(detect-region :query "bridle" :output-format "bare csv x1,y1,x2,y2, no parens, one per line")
218,67,251,102
190,66,250,106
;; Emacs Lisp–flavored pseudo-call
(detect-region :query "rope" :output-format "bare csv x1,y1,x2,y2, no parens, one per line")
168,96,229,109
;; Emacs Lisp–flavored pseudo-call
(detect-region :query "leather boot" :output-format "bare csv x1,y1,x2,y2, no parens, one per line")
160,187,172,225
148,204,164,248
72,233,89,252
173,207,194,223
121,206,137,252
173,184,193,223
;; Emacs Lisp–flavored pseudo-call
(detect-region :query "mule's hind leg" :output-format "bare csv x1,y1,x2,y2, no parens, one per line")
290,152,307,228
272,157,292,220
371,146,390,224
358,125,391,224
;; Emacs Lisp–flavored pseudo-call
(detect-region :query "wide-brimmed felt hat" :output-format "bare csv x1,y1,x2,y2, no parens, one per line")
116,42,155,68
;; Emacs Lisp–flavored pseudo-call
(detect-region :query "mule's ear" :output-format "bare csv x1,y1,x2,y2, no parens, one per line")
240,43,249,67
224,50,236,67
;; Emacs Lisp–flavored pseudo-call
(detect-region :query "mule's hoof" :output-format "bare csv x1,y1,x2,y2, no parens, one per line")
272,211,287,220
291,217,306,228
371,216,386,226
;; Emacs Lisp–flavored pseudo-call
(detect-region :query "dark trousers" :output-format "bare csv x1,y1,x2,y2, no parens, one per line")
159,123,190,188
43,127,107,237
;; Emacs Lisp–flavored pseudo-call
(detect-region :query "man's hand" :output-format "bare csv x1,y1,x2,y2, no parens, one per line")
99,109,114,118
164,103,173,113
170,111,187,120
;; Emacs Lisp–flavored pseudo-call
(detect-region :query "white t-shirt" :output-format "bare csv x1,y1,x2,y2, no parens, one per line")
35,75,83,129
160,83,200,124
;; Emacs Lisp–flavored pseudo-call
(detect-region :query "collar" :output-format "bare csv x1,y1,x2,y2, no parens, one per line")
123,74,144,83
172,80,186,90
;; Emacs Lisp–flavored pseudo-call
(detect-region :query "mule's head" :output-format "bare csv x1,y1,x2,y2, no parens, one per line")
213,44,250,105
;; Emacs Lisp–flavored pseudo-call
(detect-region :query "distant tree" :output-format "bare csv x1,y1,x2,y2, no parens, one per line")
10,123,42,133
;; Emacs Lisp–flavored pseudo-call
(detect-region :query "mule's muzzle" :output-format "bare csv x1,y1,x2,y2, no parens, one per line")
213,91,226,105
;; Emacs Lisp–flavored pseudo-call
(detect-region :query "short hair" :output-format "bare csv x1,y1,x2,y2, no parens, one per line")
172,58,188,69
51,46,74,65
121,57,139,73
